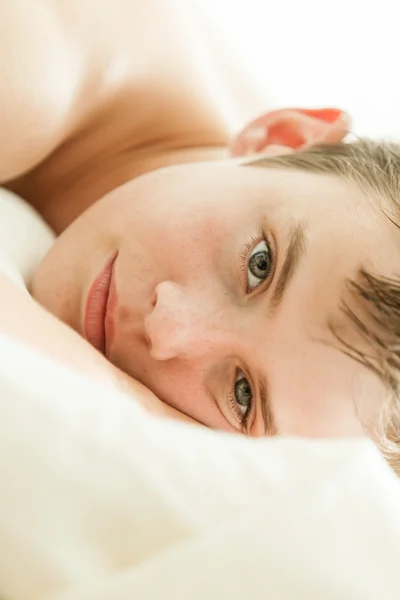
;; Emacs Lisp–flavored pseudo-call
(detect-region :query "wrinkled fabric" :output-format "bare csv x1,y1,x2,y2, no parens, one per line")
0,333,399,600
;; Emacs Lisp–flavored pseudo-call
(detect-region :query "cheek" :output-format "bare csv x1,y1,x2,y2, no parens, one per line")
31,230,88,329
147,363,230,429
123,207,231,279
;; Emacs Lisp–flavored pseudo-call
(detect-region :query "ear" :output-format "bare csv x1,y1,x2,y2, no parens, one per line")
229,108,351,158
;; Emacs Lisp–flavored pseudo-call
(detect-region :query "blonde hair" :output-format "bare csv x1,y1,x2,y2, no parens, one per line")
243,139,400,474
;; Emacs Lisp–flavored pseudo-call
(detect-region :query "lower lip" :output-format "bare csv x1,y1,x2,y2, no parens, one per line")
84,253,117,354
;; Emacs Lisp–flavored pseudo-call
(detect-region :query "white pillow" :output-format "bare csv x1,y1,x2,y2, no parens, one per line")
1,333,400,600
0,188,55,289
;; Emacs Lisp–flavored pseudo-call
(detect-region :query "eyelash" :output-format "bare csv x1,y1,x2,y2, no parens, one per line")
239,231,275,293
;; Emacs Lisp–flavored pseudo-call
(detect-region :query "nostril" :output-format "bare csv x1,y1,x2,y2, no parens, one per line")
143,328,152,350
144,309,179,362
144,281,198,361
150,289,157,308
143,313,153,348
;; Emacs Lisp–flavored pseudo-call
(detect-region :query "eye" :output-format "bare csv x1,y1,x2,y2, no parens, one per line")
246,239,273,292
228,369,253,427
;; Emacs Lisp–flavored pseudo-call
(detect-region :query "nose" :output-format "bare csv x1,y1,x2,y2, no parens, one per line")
144,281,231,361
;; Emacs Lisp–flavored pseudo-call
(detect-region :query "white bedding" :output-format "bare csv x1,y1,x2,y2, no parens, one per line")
0,188,54,289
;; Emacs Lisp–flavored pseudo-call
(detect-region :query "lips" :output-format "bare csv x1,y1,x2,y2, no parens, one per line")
84,253,117,354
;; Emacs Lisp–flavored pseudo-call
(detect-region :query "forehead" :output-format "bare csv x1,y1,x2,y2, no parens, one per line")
240,165,367,222
176,161,371,224
152,160,362,211
236,165,398,264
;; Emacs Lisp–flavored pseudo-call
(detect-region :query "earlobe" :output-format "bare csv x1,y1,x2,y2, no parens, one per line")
229,108,351,158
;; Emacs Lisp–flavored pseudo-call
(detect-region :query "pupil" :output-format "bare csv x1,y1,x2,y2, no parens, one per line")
235,378,252,406
249,250,270,278
256,254,268,269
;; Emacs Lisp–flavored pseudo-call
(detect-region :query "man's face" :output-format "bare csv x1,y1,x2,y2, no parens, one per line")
32,160,397,437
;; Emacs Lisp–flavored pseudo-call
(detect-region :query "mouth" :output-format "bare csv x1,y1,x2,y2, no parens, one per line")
84,252,118,355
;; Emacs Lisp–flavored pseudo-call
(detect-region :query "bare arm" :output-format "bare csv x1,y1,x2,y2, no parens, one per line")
0,273,197,424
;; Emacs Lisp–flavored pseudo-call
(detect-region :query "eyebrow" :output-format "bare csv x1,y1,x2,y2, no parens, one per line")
270,223,308,312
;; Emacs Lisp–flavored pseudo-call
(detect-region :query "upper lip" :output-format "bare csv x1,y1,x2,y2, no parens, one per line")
84,253,117,354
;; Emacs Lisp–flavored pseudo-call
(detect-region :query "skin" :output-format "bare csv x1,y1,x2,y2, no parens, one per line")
0,0,394,437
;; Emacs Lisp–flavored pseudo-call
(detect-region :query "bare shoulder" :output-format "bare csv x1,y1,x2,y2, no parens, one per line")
0,0,203,183
0,1,82,182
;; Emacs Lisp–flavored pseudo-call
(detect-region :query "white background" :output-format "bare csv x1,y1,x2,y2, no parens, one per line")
196,0,400,139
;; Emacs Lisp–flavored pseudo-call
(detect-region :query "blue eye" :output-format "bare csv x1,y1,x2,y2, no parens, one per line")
234,371,253,416
247,239,272,291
